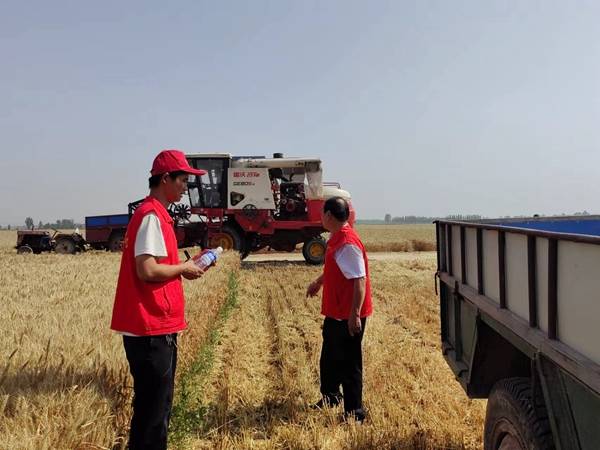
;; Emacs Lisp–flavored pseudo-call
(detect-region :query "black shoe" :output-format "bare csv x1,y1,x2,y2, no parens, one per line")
344,408,366,423
311,395,342,409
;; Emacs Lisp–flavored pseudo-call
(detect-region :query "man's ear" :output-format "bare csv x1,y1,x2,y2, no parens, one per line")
161,172,170,184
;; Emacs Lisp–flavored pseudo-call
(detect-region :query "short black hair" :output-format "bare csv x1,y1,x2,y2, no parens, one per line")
324,196,350,222
148,170,188,188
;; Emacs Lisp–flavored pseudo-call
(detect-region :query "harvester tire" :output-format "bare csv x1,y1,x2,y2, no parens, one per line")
240,244,251,260
303,237,327,265
108,231,124,252
484,377,554,450
17,245,33,254
210,225,243,253
55,237,77,255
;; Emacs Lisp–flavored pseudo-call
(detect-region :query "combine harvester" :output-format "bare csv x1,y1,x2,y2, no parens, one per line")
436,216,600,450
85,153,354,264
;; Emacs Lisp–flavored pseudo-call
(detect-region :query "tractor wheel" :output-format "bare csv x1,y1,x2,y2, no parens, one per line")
55,237,77,254
209,225,243,252
108,231,125,252
17,245,33,254
484,377,554,450
303,237,327,265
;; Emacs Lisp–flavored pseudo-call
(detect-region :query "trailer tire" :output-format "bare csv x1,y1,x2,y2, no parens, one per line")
303,237,327,265
484,377,554,450
55,237,77,254
108,231,125,252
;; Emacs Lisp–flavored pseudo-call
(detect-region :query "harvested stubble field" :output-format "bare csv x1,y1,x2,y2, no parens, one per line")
354,224,436,253
181,254,486,449
0,228,485,449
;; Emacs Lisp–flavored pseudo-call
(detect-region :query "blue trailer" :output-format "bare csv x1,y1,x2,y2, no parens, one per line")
84,214,129,251
436,215,600,450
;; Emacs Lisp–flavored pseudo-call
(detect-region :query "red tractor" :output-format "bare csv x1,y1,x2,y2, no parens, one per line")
181,153,355,264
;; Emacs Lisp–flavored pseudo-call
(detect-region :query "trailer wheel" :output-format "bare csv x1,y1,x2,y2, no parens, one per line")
484,377,554,450
55,237,77,254
303,237,327,265
210,225,242,252
17,245,33,254
108,231,125,252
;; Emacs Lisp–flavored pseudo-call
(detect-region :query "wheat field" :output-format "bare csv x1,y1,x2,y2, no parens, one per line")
0,229,485,449
0,230,239,450
354,224,436,252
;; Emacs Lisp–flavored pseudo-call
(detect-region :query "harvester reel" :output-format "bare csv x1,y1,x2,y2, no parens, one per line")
169,203,192,223
242,204,258,219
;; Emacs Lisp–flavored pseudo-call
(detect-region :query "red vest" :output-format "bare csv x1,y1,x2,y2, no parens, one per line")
322,225,373,319
110,196,186,336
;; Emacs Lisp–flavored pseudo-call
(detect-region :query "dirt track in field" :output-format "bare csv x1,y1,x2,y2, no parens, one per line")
245,251,437,263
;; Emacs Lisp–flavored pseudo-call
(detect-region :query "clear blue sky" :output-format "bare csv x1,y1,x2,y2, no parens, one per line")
1,1,599,225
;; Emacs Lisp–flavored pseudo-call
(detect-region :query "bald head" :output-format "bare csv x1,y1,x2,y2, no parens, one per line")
323,196,350,223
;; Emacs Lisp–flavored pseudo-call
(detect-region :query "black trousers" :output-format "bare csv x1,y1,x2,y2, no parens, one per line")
320,317,367,413
123,333,178,450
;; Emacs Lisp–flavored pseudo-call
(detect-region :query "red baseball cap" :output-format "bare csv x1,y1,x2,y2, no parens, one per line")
151,149,206,176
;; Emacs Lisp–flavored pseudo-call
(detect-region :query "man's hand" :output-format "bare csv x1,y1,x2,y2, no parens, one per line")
348,313,362,337
181,259,204,280
306,278,323,297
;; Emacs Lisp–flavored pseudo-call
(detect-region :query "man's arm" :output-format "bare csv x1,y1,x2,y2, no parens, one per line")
306,273,324,297
348,276,366,336
136,255,203,282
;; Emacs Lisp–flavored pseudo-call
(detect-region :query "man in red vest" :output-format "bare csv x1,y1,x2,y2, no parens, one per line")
111,149,206,450
306,196,373,422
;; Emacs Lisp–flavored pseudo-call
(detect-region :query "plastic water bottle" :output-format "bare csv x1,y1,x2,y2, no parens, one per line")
194,247,223,270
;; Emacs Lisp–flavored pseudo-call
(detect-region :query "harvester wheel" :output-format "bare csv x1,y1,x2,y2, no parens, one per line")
209,225,242,252
55,237,77,254
108,231,124,252
17,245,33,254
303,237,327,265
240,243,251,260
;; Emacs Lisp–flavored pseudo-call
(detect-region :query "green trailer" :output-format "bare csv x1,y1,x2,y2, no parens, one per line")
435,217,600,450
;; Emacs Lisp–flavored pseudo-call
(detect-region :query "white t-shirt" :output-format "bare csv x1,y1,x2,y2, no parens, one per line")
134,213,167,258
334,244,366,279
